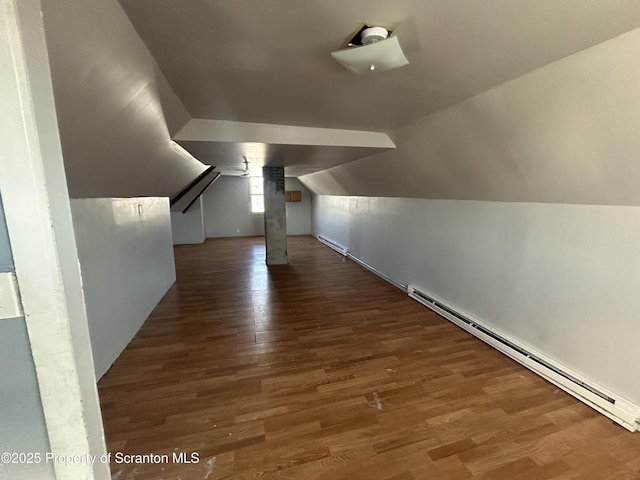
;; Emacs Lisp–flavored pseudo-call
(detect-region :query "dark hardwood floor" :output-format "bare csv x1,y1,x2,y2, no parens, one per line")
98,236,640,479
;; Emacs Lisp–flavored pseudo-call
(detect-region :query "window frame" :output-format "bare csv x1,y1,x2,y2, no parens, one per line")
249,176,264,214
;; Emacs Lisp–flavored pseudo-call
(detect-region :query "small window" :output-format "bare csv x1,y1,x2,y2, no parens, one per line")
250,176,264,213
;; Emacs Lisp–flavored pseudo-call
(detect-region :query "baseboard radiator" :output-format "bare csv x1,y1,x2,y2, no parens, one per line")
317,235,348,256
314,234,640,431
407,284,640,432
316,235,407,292
346,254,407,292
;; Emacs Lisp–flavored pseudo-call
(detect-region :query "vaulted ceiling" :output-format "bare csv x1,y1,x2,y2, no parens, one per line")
120,0,640,131
43,0,640,200
116,0,640,183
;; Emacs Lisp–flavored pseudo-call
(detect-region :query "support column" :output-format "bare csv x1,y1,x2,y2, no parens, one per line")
262,166,288,265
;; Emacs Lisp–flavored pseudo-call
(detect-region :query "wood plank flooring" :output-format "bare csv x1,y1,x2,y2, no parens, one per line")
98,236,640,480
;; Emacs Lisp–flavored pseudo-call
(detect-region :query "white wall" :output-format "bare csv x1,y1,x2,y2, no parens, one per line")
71,198,176,379
171,197,206,245
285,177,312,235
203,176,264,237
203,176,312,237
41,0,206,198
313,195,640,407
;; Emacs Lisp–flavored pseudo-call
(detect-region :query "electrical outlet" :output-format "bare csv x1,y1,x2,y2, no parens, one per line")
236,228,240,234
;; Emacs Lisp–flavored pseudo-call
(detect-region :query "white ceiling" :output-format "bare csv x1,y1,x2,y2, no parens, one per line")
118,0,640,175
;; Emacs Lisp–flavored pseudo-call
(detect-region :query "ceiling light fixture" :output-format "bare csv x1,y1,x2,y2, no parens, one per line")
331,25,409,74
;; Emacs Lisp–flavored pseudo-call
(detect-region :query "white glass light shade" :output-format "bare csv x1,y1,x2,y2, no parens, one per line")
331,36,409,74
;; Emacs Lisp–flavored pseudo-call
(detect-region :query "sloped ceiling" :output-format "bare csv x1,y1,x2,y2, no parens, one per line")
120,0,640,130
113,0,640,200
302,29,640,205
41,0,207,199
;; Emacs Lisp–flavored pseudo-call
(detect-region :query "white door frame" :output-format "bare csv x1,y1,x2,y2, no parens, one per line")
0,0,109,479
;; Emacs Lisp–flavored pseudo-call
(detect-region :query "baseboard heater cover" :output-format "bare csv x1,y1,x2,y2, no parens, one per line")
316,235,347,256
407,284,640,432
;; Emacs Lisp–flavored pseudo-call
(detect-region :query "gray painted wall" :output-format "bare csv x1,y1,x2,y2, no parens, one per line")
203,176,311,238
313,195,640,407
0,195,13,272
0,318,55,480
171,197,206,245
0,198,53,479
